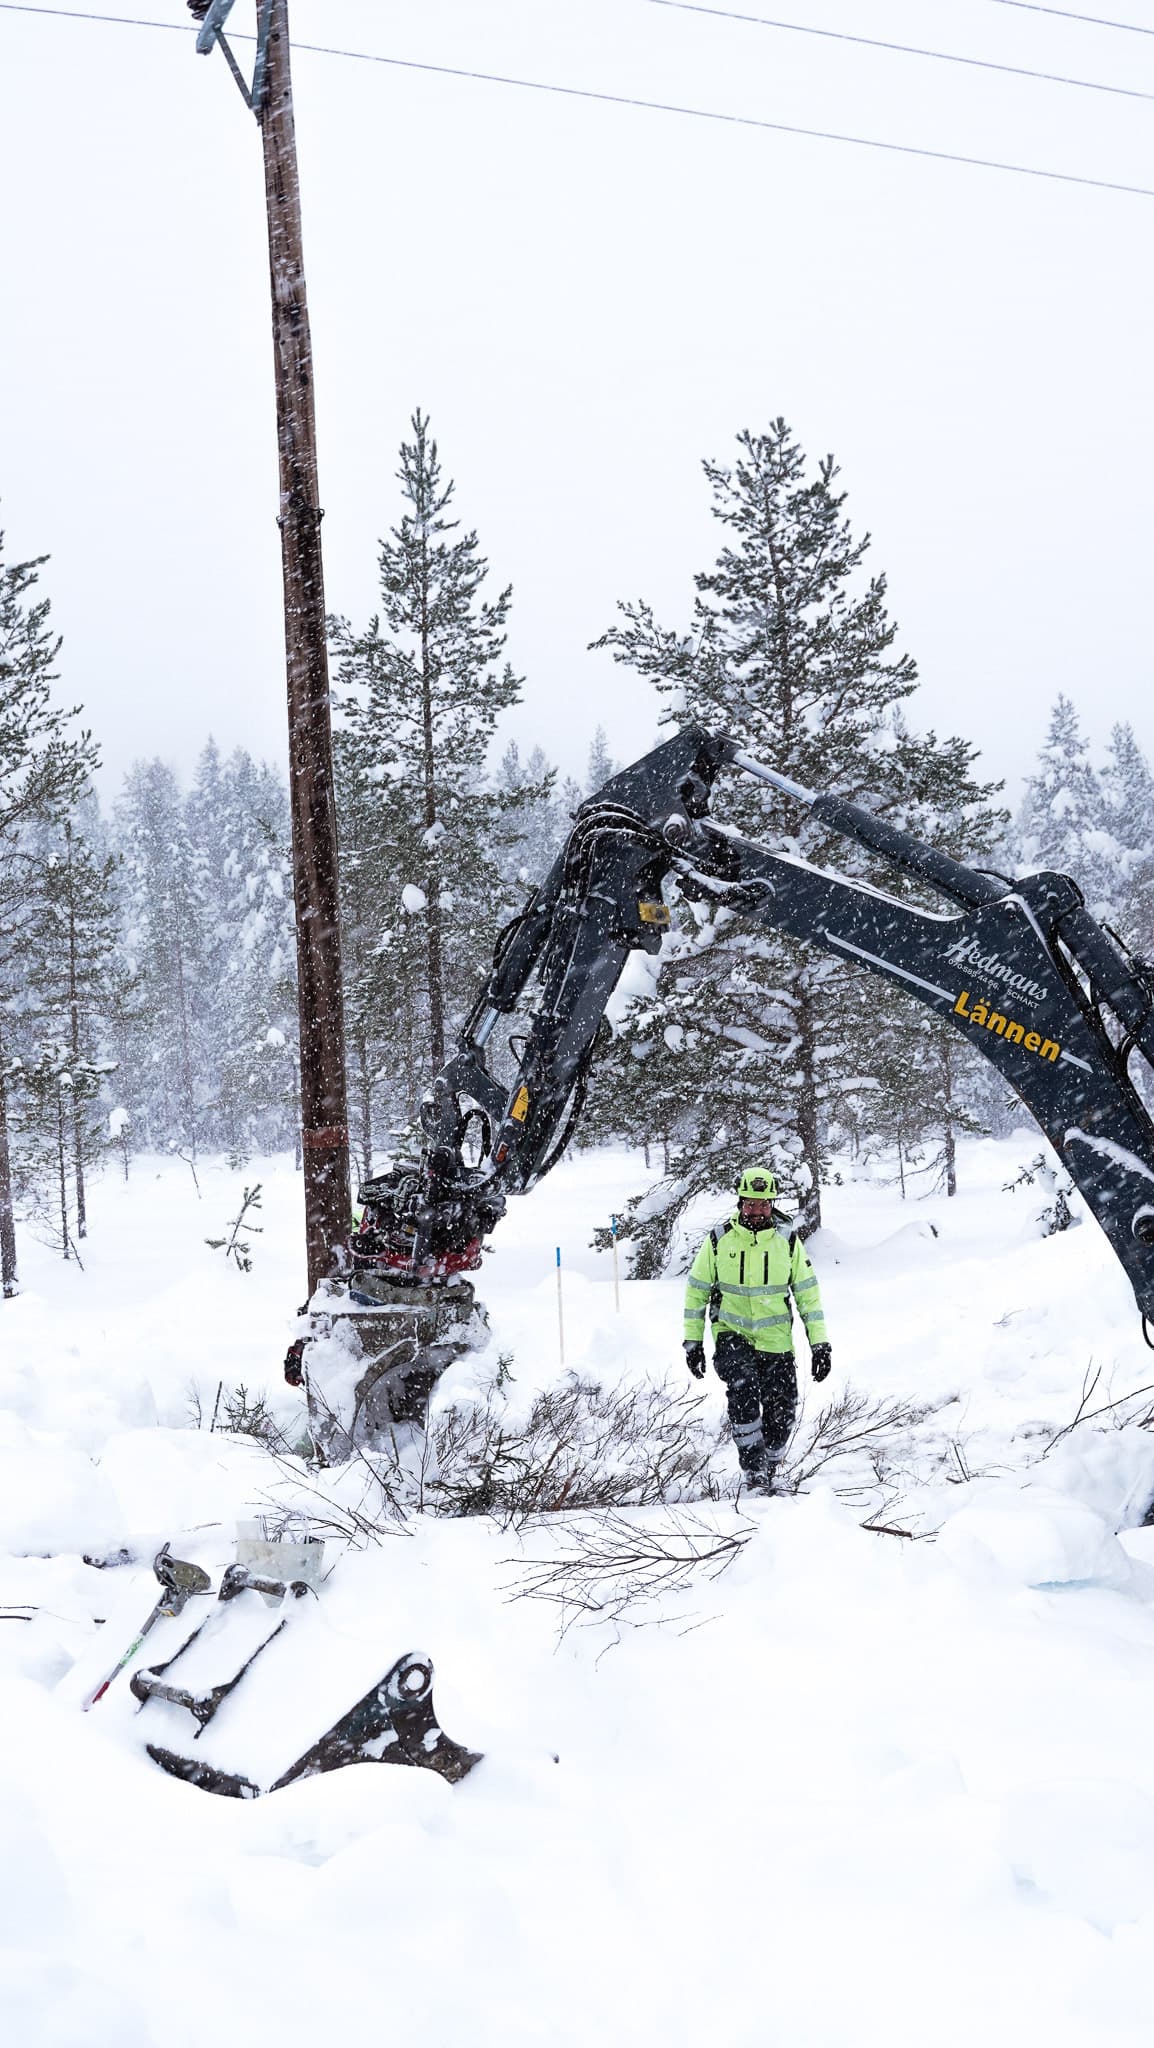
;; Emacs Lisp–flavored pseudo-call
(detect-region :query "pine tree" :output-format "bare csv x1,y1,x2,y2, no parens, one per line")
0,525,98,1295
24,814,119,1237
12,1039,113,1262
331,412,536,1151
592,420,1004,1267
839,717,1006,1195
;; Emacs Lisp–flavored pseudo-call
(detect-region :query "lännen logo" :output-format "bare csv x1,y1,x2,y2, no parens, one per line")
954,990,1059,1063
943,936,1046,1006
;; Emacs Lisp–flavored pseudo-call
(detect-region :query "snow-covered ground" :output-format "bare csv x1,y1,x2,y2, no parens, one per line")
6,1140,1154,2046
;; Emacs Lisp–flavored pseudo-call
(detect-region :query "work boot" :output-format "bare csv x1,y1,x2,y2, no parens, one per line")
739,1452,771,1497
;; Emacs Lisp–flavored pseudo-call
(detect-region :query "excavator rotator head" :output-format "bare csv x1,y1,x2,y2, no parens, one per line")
351,1152,507,1288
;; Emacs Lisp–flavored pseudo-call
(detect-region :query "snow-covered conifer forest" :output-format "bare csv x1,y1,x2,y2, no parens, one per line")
5,409,1154,2047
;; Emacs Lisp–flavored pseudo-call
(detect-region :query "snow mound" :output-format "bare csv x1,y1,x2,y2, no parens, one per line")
0,1955,155,2048
937,1482,1132,1591
1003,1778,1154,1930
0,1417,119,1558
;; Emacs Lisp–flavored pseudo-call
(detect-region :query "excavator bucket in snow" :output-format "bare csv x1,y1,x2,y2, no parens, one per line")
79,1548,482,1796
146,1648,480,1799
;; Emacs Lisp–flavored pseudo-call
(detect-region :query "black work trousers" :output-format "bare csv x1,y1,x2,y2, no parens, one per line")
713,1329,798,1472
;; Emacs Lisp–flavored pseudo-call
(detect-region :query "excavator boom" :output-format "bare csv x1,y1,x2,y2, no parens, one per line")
353,725,1154,1332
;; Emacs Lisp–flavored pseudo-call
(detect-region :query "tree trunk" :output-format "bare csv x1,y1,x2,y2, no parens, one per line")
291,1057,302,1171
65,826,87,1238
260,0,350,1294
56,1084,71,1261
795,985,822,1232
0,1024,17,1297
354,1026,373,1187
417,524,446,1077
419,691,446,1075
171,913,198,1171
940,1033,958,1197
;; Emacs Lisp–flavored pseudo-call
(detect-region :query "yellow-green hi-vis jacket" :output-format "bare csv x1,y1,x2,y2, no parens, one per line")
684,1217,828,1355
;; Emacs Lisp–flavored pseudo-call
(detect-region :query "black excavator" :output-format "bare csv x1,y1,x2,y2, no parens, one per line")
122,723,1154,1806
334,721,1154,1424
220,717,1154,1801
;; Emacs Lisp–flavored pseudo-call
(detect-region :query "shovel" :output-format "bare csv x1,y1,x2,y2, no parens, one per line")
82,1544,211,1711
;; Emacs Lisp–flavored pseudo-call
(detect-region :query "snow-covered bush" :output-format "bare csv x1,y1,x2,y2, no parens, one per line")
429,1371,734,1526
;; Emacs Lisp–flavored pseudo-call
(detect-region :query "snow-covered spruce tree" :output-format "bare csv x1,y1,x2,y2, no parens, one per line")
329,738,410,1183
1100,721,1154,958
0,525,97,1296
586,725,619,797
331,412,536,1147
1016,694,1115,915
493,740,559,891
113,759,212,1175
591,420,1004,1269
24,813,119,1238
199,749,300,1162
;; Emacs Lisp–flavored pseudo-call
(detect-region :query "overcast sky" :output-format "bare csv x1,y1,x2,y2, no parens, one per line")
1,0,1151,811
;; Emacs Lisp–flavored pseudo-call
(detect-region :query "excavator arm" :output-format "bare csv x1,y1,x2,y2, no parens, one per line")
354,724,1154,1331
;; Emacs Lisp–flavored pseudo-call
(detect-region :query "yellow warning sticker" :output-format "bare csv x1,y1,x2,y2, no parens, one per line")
639,901,670,926
510,1085,530,1123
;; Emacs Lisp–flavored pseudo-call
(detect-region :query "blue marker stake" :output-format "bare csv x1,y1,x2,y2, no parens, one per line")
556,1246,565,1365
611,1213,621,1313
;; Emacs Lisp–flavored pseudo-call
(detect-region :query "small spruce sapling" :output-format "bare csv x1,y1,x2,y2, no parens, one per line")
1003,1154,1079,1236
206,1183,263,1272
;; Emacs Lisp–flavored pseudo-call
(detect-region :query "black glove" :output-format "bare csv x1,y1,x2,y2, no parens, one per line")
685,1341,706,1380
810,1342,832,1383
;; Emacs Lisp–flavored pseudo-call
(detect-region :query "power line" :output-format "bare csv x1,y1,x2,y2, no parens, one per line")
0,3,187,26
1,2,1151,199
985,1,1154,36
645,0,1152,101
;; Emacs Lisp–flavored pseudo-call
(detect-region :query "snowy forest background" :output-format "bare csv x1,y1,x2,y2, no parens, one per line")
3,411,1153,1291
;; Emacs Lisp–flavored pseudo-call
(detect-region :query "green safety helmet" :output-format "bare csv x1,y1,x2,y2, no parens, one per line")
736,1166,778,1200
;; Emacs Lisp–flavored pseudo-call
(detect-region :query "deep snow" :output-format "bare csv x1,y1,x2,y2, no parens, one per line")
6,1140,1154,2045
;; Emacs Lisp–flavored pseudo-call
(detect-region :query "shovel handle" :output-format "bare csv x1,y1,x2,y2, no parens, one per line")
81,1604,163,1711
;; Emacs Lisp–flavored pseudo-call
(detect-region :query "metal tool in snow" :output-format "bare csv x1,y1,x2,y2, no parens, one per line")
128,1565,311,1725
123,1555,481,1796
145,1649,480,1799
81,1545,212,1711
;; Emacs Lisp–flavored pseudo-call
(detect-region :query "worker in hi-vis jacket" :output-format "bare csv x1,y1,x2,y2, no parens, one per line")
683,1166,831,1494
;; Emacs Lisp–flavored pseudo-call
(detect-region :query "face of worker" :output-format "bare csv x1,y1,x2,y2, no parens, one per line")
739,1198,774,1230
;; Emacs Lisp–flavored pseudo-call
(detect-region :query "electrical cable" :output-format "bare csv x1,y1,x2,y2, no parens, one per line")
1,2,1151,199
644,0,1154,103
984,1,1154,37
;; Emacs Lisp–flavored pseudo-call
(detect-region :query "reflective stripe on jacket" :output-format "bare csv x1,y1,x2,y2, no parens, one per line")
683,1216,828,1355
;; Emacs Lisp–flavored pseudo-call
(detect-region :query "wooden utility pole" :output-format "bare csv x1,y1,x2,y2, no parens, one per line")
194,0,350,1294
